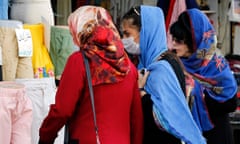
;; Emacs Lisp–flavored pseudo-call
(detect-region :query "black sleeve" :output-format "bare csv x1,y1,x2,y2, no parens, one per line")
141,94,153,118
141,93,160,128
205,92,238,116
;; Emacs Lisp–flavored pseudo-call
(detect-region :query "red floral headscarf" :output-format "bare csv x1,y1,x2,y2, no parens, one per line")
68,6,130,85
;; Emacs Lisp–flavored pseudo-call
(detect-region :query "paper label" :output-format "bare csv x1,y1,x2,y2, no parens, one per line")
15,29,33,57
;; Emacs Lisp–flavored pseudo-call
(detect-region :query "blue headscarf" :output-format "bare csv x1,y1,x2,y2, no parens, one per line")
181,8,237,131
139,5,206,144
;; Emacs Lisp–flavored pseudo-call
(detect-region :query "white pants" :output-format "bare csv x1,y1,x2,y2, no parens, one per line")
15,77,64,144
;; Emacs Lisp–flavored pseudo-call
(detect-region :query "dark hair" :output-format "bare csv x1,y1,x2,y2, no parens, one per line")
170,11,194,53
158,50,186,95
121,6,141,32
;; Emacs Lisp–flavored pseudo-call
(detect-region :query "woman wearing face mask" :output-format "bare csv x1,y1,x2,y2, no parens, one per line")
170,8,238,144
121,6,206,144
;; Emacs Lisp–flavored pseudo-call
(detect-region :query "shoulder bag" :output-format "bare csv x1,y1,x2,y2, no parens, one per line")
64,51,100,144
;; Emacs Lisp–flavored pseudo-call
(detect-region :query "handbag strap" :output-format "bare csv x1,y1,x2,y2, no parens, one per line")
82,51,101,144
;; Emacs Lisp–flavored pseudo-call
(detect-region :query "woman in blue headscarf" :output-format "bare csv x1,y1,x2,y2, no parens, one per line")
170,8,238,144
121,5,206,144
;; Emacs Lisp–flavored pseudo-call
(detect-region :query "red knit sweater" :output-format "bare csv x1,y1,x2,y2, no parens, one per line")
39,51,143,144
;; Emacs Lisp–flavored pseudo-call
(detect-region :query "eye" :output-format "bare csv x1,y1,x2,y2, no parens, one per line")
172,37,185,44
122,31,130,38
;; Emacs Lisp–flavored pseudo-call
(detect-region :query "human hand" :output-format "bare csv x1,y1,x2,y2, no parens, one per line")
138,69,150,89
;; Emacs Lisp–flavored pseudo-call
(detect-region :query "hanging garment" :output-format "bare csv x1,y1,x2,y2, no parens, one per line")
157,0,199,49
10,0,54,50
56,0,72,25
15,77,64,144
23,23,55,78
233,25,240,55
110,0,142,24
50,26,76,79
167,0,186,50
0,0,8,19
73,0,86,11
0,81,32,144
0,20,24,81
0,66,2,81
0,26,34,81
0,20,23,28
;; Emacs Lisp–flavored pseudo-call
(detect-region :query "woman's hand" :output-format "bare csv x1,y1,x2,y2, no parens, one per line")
138,69,150,97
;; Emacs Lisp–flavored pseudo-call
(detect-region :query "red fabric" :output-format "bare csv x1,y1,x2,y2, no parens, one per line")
86,25,131,86
236,91,240,110
39,52,143,144
76,0,86,7
165,0,175,31
68,6,130,86
166,0,186,50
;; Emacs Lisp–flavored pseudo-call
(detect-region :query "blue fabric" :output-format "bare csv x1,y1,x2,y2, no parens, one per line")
139,5,206,144
0,0,8,20
191,82,214,131
181,8,238,131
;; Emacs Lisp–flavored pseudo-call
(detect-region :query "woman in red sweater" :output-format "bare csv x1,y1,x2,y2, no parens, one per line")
38,5,143,144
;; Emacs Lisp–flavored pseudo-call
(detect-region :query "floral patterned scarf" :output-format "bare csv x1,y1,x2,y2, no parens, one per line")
182,8,237,131
68,6,130,85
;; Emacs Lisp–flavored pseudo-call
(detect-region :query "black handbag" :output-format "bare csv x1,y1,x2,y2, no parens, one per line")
64,51,100,144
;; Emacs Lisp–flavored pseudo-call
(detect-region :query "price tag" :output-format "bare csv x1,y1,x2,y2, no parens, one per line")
15,29,33,57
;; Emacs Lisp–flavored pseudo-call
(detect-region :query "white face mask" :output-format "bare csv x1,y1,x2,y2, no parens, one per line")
121,37,140,55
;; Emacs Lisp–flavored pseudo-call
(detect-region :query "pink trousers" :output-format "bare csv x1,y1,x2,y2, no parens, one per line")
0,81,32,144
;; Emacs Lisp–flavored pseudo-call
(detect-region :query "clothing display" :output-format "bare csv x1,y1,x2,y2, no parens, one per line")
0,66,2,81
56,0,72,25
15,77,64,144
50,25,76,79
10,0,54,50
0,20,23,28
0,27,34,80
23,23,54,78
0,81,32,144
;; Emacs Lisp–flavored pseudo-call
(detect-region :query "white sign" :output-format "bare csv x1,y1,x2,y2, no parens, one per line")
15,29,33,57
